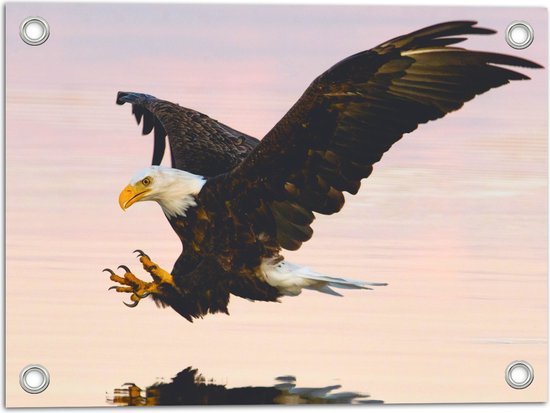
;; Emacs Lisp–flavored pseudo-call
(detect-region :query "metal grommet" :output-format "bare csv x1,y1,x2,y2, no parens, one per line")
505,360,534,390
19,365,50,394
505,21,534,50
19,16,50,46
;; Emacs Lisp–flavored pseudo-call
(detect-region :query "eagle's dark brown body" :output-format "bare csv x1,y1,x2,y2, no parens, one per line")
158,191,282,320
114,21,541,320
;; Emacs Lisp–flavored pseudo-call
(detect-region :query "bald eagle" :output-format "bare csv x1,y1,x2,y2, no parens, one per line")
106,21,541,321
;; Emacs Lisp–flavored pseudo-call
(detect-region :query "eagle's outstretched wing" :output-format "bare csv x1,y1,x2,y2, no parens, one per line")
116,92,259,177
213,21,542,251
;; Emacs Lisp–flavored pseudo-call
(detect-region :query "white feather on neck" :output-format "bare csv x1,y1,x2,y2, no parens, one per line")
157,180,204,218
130,166,206,218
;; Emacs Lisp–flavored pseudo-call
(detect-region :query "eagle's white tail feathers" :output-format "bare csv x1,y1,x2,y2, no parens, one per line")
261,259,387,297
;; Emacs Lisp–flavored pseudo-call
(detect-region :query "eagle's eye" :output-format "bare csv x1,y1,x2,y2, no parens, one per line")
141,177,152,186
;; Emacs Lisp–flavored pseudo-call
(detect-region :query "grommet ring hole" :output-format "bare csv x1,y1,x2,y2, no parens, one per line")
20,365,50,394
505,361,534,390
19,16,50,46
505,21,534,49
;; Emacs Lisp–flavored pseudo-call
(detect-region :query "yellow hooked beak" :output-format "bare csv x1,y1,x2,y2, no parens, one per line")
119,184,151,210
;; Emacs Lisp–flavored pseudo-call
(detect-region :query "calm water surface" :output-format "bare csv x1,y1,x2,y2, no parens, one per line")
5,4,547,407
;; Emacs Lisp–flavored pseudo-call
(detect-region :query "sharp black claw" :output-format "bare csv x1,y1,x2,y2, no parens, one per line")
123,301,139,308
136,292,150,299
133,249,149,259
118,265,131,273
108,286,119,291
103,268,116,275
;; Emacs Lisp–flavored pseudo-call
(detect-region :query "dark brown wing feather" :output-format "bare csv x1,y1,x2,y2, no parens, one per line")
116,92,259,177
215,21,542,251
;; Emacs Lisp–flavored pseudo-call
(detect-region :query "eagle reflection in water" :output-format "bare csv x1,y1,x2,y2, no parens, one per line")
106,367,382,406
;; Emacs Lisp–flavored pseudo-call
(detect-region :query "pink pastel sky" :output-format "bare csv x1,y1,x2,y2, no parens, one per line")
5,3,547,407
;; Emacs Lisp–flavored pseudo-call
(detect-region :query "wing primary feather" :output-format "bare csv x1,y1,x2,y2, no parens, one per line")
151,119,166,165
117,90,260,175
218,21,540,254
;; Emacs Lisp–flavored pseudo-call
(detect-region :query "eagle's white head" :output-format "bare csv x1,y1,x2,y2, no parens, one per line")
118,166,206,218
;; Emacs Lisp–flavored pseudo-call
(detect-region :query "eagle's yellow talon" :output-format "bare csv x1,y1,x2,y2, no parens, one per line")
138,255,175,287
133,249,150,260
106,251,175,308
116,286,134,293
117,265,131,273
109,274,127,285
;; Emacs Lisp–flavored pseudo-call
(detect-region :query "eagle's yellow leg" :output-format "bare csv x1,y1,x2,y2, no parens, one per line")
104,250,175,308
135,250,176,287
